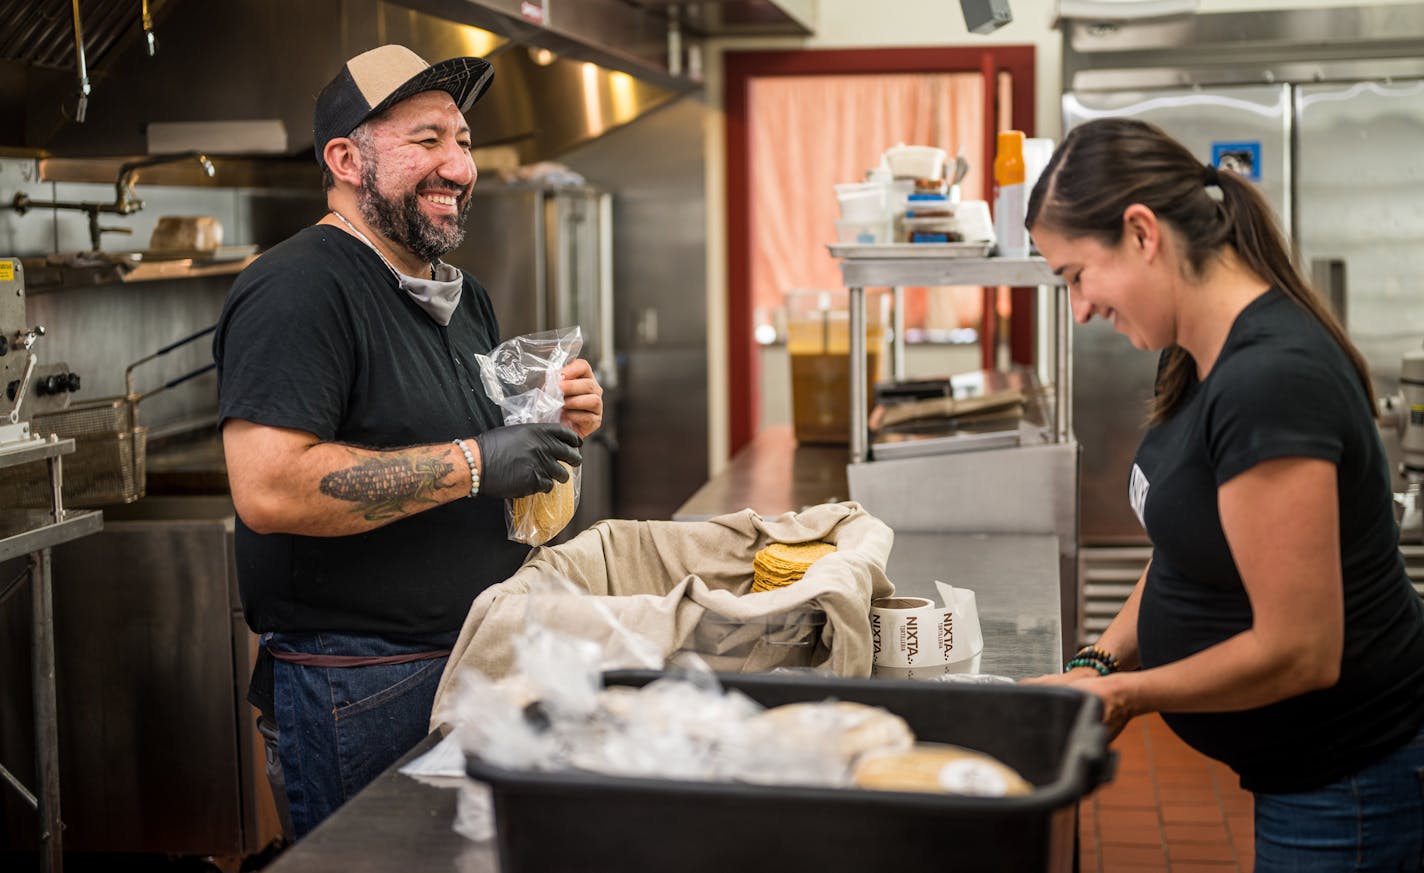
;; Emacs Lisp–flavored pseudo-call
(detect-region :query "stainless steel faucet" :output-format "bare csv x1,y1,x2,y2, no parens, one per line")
10,151,216,252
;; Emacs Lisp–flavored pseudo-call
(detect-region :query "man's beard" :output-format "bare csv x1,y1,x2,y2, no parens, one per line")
356,152,472,264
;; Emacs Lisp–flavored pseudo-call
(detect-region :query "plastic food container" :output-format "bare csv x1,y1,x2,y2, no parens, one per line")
883,144,948,180
834,216,892,244
785,289,887,445
834,182,886,220
467,670,1114,873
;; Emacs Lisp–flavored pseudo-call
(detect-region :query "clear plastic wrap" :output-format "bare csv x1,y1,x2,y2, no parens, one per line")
473,326,583,545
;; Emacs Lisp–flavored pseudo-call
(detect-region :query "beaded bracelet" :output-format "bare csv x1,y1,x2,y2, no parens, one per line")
452,439,480,499
1064,657,1111,677
1064,645,1120,676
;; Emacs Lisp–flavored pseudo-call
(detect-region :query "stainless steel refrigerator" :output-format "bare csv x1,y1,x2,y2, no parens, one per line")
1059,3,1424,638
446,183,618,539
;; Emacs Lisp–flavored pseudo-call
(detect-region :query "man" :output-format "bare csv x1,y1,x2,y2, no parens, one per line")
212,44,603,839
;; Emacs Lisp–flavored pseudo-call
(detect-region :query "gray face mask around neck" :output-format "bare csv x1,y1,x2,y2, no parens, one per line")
330,211,464,326
394,262,464,325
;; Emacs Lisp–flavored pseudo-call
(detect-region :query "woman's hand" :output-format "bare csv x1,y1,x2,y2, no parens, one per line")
559,358,604,438
1022,668,1137,741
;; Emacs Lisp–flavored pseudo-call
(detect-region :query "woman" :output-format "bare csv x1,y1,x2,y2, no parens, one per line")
1023,117,1424,870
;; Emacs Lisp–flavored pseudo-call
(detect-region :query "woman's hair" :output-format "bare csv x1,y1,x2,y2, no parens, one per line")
1026,117,1374,424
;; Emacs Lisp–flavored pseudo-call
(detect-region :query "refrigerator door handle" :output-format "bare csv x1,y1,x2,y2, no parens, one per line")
596,193,618,389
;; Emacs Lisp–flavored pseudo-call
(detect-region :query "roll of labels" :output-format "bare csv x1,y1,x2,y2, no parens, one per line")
870,582,983,680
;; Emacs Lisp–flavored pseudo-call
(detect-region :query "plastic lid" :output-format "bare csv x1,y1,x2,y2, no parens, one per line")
907,193,948,201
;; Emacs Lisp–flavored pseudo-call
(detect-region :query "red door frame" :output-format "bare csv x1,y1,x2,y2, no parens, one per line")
724,45,1036,454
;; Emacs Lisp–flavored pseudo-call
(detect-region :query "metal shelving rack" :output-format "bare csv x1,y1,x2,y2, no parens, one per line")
828,249,1069,462
827,248,1079,655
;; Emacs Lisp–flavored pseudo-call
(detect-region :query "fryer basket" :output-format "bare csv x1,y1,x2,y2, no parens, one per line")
0,325,213,509
0,397,147,507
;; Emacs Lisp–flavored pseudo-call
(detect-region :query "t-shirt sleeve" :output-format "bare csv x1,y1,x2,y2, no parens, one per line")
1204,344,1348,485
215,258,356,441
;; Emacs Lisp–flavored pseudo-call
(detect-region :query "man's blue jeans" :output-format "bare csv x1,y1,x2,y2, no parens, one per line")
268,631,448,839
1254,725,1424,872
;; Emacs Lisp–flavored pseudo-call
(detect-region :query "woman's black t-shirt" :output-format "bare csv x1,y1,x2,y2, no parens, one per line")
1132,288,1424,793
213,226,530,638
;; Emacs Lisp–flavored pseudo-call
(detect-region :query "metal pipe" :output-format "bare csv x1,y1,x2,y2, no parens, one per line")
141,0,157,56
70,0,90,123
114,151,215,214
1055,284,1072,443
0,761,38,810
891,286,905,380
48,450,65,526
849,285,867,464
32,548,63,873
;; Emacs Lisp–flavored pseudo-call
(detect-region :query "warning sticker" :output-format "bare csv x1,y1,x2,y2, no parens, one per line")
0,261,13,282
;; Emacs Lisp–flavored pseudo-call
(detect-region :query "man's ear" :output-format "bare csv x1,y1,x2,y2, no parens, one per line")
1122,203,1160,260
323,138,363,188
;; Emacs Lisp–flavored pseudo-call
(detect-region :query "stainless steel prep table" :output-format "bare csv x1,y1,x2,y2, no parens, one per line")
672,425,847,522
263,532,1062,872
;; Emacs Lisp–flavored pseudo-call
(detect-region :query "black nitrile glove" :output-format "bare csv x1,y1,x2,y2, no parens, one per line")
474,423,583,499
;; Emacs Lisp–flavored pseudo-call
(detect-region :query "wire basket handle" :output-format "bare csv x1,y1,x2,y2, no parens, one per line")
124,323,217,398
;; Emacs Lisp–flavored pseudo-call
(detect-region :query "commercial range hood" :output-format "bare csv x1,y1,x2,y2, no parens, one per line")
0,0,814,163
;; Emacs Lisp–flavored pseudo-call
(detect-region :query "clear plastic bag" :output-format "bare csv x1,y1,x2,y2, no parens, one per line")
473,326,584,545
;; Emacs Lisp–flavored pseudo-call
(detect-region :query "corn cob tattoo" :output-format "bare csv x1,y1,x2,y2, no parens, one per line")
319,450,458,521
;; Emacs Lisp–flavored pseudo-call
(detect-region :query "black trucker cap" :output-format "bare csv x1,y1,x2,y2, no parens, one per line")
313,44,494,171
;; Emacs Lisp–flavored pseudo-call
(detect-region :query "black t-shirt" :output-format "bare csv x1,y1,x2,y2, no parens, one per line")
213,225,529,638
1132,288,1424,793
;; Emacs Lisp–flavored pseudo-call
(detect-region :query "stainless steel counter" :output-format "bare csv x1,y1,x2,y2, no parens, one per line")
888,532,1061,680
263,531,1063,873
672,425,847,521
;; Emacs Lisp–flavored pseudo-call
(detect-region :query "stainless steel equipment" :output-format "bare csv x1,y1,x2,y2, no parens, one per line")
0,496,279,861
446,183,616,538
0,257,104,873
1061,3,1424,639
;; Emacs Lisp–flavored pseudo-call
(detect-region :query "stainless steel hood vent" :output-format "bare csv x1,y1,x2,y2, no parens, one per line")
0,0,168,69
1,0,781,164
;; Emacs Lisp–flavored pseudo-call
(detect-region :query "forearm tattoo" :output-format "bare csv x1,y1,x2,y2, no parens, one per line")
319,450,458,521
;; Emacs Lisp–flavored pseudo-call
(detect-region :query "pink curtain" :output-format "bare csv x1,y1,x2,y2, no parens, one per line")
748,72,987,333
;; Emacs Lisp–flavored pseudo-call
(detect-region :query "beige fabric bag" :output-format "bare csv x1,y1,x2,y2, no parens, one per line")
431,501,894,727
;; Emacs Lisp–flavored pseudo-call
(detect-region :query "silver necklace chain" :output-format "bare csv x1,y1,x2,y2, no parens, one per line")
329,210,436,280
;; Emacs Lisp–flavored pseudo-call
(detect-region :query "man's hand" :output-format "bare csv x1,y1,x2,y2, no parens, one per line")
474,423,583,498
559,358,604,438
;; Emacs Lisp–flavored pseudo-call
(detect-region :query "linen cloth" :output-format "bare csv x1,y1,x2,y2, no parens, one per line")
431,501,894,726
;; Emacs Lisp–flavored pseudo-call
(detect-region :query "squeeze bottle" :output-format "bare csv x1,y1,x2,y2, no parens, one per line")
993,130,1028,258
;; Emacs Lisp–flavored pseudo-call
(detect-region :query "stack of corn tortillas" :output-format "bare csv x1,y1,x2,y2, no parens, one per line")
508,462,578,546
751,541,837,592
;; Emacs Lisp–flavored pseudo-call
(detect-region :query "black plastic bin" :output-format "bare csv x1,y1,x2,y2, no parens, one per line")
465,670,1115,873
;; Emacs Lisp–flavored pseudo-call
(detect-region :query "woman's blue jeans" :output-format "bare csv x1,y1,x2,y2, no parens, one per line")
268,631,448,839
1254,725,1424,872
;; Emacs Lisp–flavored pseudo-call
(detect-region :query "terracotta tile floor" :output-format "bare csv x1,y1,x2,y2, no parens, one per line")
1080,713,1255,873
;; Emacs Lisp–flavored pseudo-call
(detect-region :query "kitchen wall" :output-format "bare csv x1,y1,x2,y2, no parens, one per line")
698,0,1424,473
